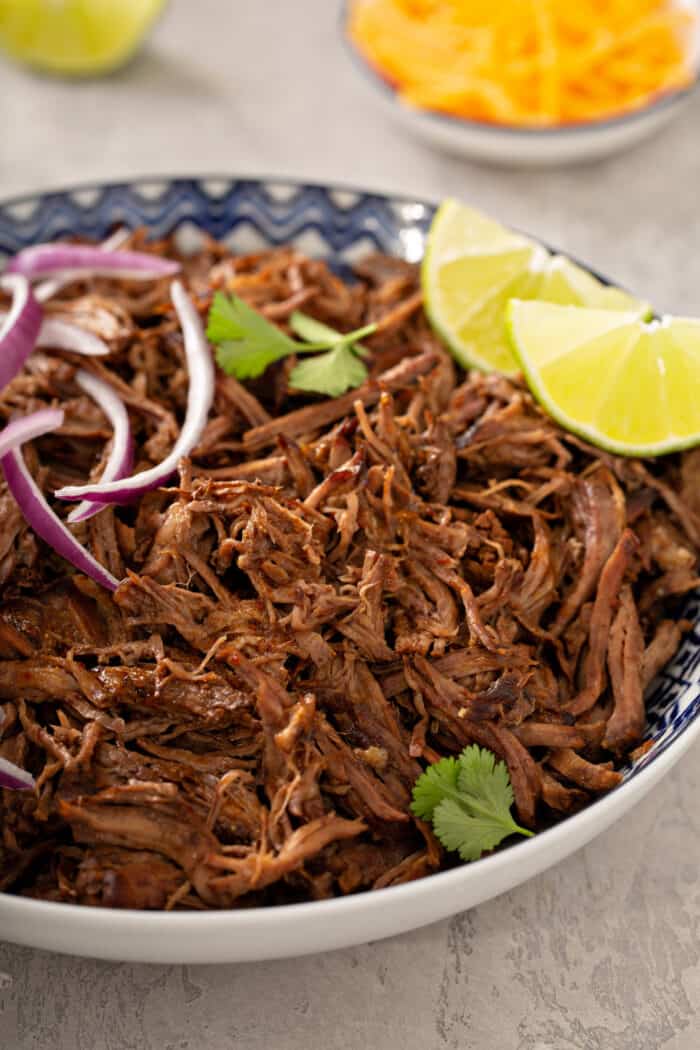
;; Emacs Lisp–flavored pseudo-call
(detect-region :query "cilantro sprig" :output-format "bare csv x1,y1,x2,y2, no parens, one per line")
411,744,533,862
206,292,376,397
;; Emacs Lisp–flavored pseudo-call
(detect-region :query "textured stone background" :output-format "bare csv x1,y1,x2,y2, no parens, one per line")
0,2,699,1047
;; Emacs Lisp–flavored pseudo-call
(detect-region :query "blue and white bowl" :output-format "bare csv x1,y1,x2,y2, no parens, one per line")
341,0,700,166
0,176,698,962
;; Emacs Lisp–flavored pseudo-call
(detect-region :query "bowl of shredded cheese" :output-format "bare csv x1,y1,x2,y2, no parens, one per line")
344,0,700,165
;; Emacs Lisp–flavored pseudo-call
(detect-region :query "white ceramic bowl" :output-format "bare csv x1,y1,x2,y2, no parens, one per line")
342,1,700,166
0,176,699,963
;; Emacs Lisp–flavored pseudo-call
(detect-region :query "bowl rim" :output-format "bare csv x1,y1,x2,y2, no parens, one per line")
0,173,698,931
340,0,700,138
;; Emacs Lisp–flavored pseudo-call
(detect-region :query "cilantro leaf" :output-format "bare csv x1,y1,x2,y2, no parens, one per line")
208,292,297,380
457,743,515,817
411,744,533,862
207,295,376,394
214,339,287,381
289,343,368,398
289,312,375,358
410,756,461,821
433,799,519,863
206,292,246,343
289,311,344,345
207,292,292,352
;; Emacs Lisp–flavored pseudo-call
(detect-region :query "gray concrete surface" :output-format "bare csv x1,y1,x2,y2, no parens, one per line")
0,1,699,1047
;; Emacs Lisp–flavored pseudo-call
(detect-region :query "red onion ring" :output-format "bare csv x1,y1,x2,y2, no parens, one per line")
0,408,64,458
68,370,134,523
56,281,214,505
0,275,42,391
1,413,120,592
0,757,35,792
8,243,179,283
0,313,109,356
34,228,130,303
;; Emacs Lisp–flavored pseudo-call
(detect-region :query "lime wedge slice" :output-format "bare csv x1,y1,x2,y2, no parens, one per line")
535,255,643,313
507,299,700,457
0,0,166,76
421,199,649,375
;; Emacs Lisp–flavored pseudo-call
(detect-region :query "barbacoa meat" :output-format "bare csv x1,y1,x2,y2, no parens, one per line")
0,236,697,909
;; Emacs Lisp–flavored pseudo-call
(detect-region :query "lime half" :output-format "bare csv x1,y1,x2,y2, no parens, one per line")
0,0,166,76
422,199,648,375
508,299,700,457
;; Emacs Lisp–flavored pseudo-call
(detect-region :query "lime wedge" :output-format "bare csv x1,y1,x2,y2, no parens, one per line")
421,199,648,375
534,255,644,313
0,0,166,76
507,300,700,457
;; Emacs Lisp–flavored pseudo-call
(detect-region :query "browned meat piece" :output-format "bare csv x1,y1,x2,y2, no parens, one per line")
206,814,365,901
539,769,589,813
277,435,315,498
680,448,700,519
638,567,700,612
72,848,185,909
380,646,532,698
603,586,645,754
323,839,430,894
314,716,409,824
514,515,556,625
647,520,697,573
641,620,684,689
514,723,588,749
48,294,134,348
87,507,126,582
216,372,272,428
415,416,456,504
0,481,38,586
57,796,222,903
487,725,541,828
242,350,437,451
0,660,78,701
547,749,623,791
552,470,625,634
568,529,640,716
353,253,418,286
336,551,394,661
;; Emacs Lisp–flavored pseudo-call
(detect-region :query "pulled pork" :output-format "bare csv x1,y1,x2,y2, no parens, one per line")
0,233,697,908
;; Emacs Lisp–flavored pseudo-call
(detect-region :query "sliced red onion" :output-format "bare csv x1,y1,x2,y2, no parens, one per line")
99,228,131,253
0,756,35,791
1,432,120,593
67,370,134,523
8,243,179,284
34,228,131,303
0,313,109,356
56,281,214,506
0,275,42,391
0,408,64,459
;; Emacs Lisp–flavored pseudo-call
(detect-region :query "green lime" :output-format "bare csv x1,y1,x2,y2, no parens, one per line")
421,199,649,375
508,299,700,457
0,0,166,76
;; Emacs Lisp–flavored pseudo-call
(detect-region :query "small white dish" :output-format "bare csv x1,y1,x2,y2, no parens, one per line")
341,1,700,166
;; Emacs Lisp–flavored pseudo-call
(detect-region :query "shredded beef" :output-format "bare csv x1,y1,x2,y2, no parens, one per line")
0,235,696,908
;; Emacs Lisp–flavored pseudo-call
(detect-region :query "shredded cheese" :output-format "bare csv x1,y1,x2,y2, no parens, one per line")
348,0,697,126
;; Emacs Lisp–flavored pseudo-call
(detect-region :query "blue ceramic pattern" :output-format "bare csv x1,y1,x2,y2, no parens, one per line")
0,175,695,782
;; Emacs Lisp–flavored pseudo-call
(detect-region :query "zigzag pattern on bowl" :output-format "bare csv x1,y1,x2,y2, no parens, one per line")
0,175,695,785
0,178,433,263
